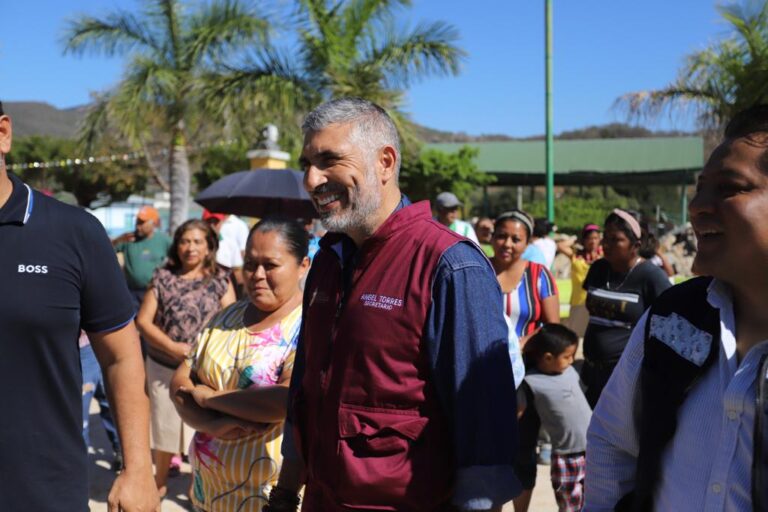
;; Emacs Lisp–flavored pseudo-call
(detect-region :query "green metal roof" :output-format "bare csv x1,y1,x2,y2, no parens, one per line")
425,137,704,174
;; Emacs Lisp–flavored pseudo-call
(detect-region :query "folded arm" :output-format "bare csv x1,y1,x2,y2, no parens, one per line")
191,381,291,424
169,361,249,438
135,288,190,363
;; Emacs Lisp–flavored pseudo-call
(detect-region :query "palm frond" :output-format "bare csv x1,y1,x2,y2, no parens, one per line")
615,0,768,131
63,11,161,56
365,20,464,89
342,0,410,42
157,0,183,67
77,94,113,153
614,86,725,130
199,49,317,128
183,0,269,68
107,56,179,142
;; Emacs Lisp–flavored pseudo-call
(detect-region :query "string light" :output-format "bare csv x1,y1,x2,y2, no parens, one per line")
6,139,238,172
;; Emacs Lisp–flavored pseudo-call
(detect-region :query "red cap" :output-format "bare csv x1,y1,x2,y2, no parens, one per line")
202,209,227,222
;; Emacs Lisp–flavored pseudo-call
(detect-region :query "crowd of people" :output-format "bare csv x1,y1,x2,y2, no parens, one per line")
1,96,767,512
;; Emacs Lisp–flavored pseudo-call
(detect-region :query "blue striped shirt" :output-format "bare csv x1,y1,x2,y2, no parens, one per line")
586,279,768,511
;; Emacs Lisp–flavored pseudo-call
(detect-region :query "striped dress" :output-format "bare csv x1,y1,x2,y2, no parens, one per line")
503,261,558,338
188,300,301,512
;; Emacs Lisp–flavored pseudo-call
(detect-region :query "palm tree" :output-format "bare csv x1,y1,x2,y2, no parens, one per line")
64,0,269,231
616,0,768,134
212,0,466,150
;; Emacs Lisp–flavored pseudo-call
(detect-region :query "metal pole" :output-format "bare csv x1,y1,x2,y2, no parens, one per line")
680,183,688,225
545,0,555,222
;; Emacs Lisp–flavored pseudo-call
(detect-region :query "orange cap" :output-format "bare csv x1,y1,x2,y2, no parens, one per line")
136,206,160,224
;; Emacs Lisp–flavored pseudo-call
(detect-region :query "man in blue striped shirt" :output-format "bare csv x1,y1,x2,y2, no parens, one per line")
585,105,768,511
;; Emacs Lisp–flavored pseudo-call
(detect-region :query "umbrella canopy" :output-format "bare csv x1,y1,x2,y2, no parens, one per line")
194,169,317,218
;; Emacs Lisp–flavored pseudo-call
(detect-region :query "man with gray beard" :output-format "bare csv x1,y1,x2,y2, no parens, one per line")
264,97,521,512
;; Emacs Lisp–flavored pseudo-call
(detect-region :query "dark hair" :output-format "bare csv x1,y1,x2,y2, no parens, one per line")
523,324,578,367
533,218,553,238
166,219,219,275
0,101,4,116
724,104,768,140
475,216,492,225
638,221,660,259
603,210,646,246
495,209,534,241
248,216,309,262
722,105,768,173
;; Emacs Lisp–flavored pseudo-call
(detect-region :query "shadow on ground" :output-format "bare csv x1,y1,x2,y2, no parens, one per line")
86,403,193,511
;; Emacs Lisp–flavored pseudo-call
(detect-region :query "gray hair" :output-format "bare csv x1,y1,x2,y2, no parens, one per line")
302,97,401,177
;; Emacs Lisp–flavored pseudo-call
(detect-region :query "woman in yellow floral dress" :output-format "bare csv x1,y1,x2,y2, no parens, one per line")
171,218,309,512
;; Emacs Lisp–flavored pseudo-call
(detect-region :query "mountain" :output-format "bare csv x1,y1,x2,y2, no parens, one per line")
3,101,87,139
4,101,695,141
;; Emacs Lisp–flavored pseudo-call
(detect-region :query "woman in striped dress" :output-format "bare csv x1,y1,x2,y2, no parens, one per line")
491,209,560,512
491,210,560,343
171,218,310,512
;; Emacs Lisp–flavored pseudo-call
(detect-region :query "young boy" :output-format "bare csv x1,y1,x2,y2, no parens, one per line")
522,324,591,512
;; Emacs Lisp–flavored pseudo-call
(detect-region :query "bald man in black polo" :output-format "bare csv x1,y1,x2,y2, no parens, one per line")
0,102,158,511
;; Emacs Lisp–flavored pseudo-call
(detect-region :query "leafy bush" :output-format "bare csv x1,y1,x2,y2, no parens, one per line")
401,146,495,204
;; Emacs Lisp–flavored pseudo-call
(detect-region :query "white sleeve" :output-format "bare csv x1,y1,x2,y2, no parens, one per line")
229,238,244,267
584,311,647,511
505,316,525,389
464,222,479,244
216,238,244,268
236,220,249,252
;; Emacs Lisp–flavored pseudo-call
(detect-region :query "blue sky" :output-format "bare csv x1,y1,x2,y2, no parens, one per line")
0,1,727,136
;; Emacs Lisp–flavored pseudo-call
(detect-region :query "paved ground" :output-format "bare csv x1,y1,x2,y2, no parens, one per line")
86,403,558,511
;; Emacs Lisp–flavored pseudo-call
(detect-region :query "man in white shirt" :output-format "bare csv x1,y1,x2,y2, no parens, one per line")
219,214,249,255
434,191,479,244
531,218,557,268
203,210,244,290
585,105,768,511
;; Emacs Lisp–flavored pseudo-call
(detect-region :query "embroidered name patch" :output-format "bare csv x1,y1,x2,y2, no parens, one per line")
360,293,403,311
649,312,712,367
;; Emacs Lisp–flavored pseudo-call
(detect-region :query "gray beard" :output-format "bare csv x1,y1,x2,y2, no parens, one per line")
319,170,381,235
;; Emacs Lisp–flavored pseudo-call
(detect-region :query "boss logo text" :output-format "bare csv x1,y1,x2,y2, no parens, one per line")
18,265,48,274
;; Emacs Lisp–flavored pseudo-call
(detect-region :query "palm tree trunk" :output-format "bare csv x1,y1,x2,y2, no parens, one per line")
141,139,171,193
168,125,191,234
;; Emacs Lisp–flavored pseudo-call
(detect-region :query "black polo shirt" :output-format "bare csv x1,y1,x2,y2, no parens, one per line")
0,173,134,511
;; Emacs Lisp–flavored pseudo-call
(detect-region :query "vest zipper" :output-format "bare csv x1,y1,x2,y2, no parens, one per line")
320,260,346,389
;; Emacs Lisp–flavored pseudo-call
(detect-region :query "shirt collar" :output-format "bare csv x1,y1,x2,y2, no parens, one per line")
706,278,733,310
0,173,34,225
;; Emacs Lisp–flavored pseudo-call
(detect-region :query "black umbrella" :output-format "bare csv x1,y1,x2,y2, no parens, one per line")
194,168,318,218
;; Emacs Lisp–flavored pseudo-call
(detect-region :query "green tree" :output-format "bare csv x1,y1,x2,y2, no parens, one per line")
7,135,148,206
216,0,465,150
400,146,494,204
192,142,250,190
616,0,768,132
63,0,269,231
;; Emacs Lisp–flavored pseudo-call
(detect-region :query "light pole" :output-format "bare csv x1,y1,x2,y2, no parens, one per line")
545,0,555,222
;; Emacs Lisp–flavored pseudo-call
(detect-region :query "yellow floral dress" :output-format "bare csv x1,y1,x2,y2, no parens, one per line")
188,300,301,512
